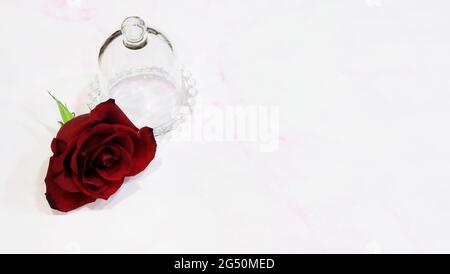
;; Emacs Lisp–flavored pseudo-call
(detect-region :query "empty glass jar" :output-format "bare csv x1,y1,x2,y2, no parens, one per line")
95,16,197,136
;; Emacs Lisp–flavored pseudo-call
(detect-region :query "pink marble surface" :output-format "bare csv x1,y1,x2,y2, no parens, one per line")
1,0,450,253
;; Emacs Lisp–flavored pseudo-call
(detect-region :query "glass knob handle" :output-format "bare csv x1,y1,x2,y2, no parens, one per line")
121,16,147,49
98,16,173,62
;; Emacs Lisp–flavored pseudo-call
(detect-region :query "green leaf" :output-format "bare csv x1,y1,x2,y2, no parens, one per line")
48,92,75,124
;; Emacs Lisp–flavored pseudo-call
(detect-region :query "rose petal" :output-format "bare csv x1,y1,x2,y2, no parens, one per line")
70,124,138,174
96,145,133,181
129,127,157,176
96,179,125,200
90,99,138,130
75,124,137,156
70,125,123,174
45,158,95,212
52,169,79,193
73,151,107,196
81,171,124,200
56,114,91,140
112,133,134,156
51,141,77,174
51,138,67,155
82,173,108,190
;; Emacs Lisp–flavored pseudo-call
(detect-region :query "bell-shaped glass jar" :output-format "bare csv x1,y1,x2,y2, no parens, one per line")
96,16,196,136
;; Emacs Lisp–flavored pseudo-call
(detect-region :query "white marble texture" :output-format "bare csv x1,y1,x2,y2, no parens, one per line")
1,0,450,253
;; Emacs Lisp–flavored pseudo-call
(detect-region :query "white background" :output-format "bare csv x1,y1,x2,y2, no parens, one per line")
1,0,450,253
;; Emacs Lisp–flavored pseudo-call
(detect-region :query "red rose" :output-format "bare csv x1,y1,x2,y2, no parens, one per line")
45,99,157,212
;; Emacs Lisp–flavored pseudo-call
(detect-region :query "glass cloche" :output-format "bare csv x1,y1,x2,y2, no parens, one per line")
92,16,197,136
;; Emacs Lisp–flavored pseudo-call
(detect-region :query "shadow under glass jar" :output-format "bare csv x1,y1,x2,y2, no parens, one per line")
97,16,195,136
